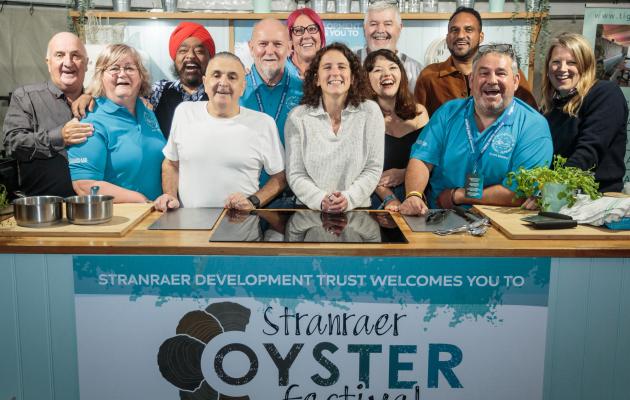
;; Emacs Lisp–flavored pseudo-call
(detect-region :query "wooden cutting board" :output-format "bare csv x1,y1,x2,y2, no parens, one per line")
0,203,153,237
473,205,630,240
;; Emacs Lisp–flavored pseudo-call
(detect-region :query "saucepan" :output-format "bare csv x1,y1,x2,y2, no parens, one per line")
65,186,114,225
12,192,64,227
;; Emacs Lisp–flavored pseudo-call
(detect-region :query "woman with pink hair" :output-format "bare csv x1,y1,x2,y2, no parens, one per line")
286,8,326,79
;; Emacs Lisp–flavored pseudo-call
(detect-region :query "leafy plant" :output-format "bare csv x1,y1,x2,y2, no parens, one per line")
507,155,601,209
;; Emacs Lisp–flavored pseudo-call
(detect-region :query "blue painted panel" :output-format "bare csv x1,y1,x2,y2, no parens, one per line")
46,255,79,400
14,254,54,400
0,254,22,400
613,259,630,400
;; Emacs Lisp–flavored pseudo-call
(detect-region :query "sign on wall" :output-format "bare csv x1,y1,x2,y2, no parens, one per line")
73,255,550,400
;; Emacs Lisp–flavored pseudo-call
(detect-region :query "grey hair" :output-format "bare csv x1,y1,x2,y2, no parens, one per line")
213,51,247,72
364,1,402,27
472,48,519,75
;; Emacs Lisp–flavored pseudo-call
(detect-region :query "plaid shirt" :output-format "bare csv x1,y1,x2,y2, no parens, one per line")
149,79,206,109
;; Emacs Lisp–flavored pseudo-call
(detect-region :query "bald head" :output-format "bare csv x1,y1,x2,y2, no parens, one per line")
46,32,87,98
249,18,290,85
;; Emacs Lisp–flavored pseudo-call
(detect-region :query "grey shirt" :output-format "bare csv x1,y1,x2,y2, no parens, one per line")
2,81,75,196
357,47,423,94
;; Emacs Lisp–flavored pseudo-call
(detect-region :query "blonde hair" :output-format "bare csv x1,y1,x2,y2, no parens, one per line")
541,32,597,117
88,43,151,98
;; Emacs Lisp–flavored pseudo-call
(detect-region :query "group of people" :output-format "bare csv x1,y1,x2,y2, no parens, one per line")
3,3,628,217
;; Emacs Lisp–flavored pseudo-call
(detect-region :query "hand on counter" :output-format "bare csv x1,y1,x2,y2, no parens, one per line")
321,192,348,214
399,195,428,216
154,194,180,212
225,193,255,211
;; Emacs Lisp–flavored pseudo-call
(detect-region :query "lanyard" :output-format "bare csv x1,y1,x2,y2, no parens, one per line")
464,99,515,174
250,68,290,123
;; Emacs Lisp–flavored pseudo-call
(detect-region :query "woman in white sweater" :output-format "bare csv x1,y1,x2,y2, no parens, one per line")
285,43,385,213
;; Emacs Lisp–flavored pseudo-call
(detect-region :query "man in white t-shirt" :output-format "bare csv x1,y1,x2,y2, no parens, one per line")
154,52,286,211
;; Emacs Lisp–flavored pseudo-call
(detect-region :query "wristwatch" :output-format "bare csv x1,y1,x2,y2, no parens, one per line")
247,194,261,209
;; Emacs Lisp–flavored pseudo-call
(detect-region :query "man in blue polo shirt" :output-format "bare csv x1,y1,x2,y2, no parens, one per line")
399,44,552,215
242,18,303,207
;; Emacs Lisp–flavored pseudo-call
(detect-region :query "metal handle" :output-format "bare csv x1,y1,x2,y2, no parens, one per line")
90,186,100,196
14,190,26,198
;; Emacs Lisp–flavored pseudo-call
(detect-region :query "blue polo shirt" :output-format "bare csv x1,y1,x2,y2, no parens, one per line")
240,65,303,145
410,97,552,208
285,57,302,80
68,97,166,200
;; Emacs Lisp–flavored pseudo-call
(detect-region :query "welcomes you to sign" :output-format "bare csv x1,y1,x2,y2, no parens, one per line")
73,256,550,400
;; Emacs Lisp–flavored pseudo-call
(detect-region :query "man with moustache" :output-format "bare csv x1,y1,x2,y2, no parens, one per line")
399,44,552,216
414,7,537,116
3,31,93,197
72,22,215,139
154,52,286,212
357,1,423,93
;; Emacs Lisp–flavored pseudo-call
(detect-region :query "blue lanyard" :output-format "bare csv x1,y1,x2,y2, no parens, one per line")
464,99,515,173
250,68,290,123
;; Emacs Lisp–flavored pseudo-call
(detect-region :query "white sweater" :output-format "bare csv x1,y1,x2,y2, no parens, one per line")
285,99,385,211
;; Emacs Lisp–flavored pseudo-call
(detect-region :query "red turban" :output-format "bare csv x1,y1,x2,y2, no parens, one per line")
287,8,326,47
169,22,216,60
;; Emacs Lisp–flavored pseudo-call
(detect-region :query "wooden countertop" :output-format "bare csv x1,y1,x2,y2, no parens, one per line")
0,210,628,257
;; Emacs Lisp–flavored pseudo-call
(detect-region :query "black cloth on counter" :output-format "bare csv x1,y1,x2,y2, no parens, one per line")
545,80,628,193
383,127,422,170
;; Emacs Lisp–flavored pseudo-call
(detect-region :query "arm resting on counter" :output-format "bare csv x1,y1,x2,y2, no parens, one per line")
453,184,524,207
256,171,287,207
154,159,180,211
72,180,148,203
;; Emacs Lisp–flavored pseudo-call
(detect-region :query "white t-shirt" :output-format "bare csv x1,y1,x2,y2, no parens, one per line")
163,103,285,208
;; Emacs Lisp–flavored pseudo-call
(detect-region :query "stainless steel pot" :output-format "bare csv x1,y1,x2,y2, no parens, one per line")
65,186,114,225
13,194,64,227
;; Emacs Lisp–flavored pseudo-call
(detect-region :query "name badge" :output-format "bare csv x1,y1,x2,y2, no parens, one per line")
465,173,484,199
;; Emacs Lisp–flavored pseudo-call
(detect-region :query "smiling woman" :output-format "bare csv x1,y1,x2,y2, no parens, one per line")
67,44,166,203
285,43,385,213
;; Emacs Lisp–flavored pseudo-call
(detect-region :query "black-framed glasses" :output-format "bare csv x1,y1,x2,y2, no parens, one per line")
291,24,319,36
478,44,515,58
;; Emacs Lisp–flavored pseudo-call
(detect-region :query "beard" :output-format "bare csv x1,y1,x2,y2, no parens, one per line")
171,63,204,88
449,41,480,62
259,64,281,83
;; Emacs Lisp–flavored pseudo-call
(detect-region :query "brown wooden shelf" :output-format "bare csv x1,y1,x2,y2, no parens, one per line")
68,10,541,20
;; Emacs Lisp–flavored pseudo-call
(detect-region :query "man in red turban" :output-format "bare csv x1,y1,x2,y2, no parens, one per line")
150,22,216,138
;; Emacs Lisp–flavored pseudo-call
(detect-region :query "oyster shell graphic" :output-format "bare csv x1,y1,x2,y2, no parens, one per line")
158,301,251,399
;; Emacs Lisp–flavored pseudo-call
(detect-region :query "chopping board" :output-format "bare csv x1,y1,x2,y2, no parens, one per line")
473,205,630,240
0,203,153,237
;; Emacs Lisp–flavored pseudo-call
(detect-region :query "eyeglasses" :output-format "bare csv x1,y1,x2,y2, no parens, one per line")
478,44,515,58
105,65,139,76
291,24,320,36
369,0,399,4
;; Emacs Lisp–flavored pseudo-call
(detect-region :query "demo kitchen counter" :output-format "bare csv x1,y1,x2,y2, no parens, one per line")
1,209,629,400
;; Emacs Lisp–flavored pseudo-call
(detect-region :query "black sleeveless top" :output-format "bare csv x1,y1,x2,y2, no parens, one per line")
383,127,422,170
154,83,208,139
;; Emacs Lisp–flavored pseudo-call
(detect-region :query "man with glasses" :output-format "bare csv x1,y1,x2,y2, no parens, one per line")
358,0,423,92
241,18,303,208
399,44,552,215
414,7,537,117
3,31,92,197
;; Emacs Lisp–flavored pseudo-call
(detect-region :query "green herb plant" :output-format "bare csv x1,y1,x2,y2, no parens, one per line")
507,155,601,209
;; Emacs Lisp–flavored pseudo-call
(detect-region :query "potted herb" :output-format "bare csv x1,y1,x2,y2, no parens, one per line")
507,155,601,211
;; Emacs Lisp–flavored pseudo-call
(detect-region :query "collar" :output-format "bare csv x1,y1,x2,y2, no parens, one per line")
47,81,66,99
96,96,145,117
251,65,288,90
438,56,465,78
308,98,361,116
552,88,577,103
467,98,516,129
172,79,205,96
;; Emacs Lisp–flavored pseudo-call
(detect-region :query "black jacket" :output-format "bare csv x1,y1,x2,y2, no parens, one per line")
545,80,628,193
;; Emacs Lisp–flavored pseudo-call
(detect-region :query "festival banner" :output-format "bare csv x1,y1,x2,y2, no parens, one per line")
583,5,630,183
73,256,550,400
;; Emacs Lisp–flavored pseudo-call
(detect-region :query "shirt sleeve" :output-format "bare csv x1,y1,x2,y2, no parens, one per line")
410,104,447,168
67,119,108,181
2,87,65,160
149,80,166,109
261,116,285,176
162,105,180,162
284,110,328,210
502,117,553,191
567,82,627,172
414,72,429,114
341,102,385,211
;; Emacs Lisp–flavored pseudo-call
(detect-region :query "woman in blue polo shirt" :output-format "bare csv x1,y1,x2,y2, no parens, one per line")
68,44,165,202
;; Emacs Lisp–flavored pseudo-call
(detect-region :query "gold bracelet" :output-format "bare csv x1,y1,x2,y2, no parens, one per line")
405,190,426,202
